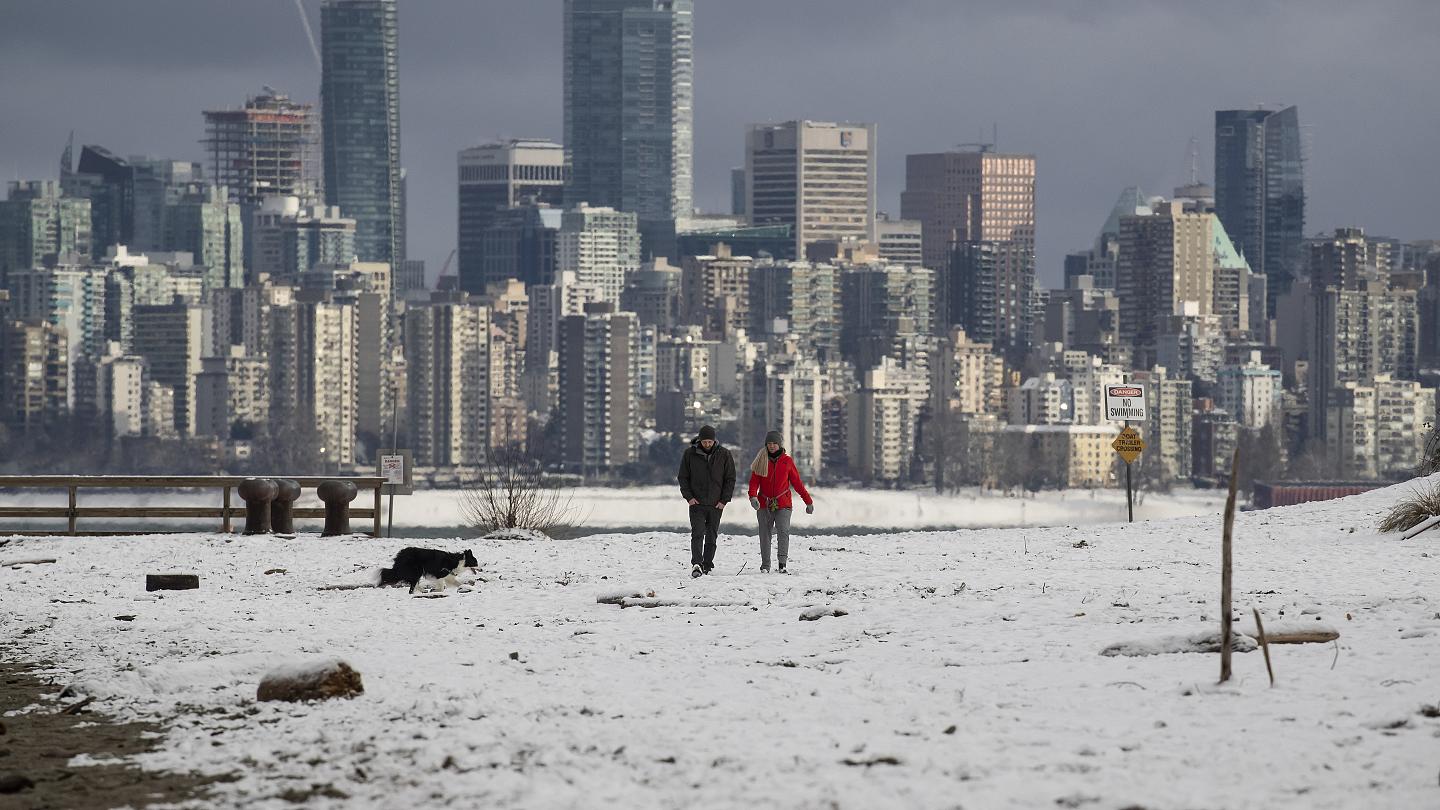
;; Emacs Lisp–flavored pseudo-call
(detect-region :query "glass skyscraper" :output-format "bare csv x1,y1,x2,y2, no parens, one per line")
563,0,693,259
321,0,401,270
1214,106,1305,314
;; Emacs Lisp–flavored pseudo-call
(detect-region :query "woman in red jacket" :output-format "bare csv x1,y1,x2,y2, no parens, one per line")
747,430,814,573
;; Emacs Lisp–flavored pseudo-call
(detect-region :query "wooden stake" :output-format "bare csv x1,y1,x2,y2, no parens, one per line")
1253,607,1275,687
1220,448,1240,684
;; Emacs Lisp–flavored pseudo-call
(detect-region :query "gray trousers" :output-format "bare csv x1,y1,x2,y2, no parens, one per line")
758,508,792,568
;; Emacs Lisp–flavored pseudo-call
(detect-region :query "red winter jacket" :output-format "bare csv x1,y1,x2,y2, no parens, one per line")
747,452,813,510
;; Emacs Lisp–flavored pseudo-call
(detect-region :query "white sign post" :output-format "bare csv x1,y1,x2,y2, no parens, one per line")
378,449,413,537
1105,385,1148,422
1105,384,1147,522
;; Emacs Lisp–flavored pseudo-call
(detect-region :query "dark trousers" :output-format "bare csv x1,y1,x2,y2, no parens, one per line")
689,504,722,569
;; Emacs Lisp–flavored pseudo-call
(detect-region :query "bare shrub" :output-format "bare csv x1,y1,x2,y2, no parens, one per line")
1378,481,1440,533
460,446,583,536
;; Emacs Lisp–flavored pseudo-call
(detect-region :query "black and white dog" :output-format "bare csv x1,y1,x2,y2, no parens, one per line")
378,547,479,594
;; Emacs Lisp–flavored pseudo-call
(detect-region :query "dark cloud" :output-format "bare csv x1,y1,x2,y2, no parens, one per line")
2,0,1437,282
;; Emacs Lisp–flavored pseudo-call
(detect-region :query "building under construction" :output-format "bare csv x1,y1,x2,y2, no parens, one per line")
202,88,322,210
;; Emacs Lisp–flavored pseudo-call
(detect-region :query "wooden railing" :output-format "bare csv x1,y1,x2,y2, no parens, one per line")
0,476,386,536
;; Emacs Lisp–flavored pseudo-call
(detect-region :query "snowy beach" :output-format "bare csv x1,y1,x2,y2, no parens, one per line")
2,481,1438,808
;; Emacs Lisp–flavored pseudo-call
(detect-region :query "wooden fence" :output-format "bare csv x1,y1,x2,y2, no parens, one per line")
0,476,386,536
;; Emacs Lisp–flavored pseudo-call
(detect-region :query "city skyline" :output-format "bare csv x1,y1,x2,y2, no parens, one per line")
2,1,1436,284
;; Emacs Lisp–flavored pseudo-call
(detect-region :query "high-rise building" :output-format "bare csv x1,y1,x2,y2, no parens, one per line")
746,121,876,258
901,148,1036,332
129,158,204,254
250,196,357,282
1216,351,1282,429
321,0,402,269
840,263,934,376
557,302,638,472
7,264,108,410
558,204,640,305
0,182,92,286
949,240,1034,359
874,215,923,266
622,257,683,329
681,245,752,339
163,184,244,293
64,146,133,256
748,260,840,358
933,327,1006,416
846,358,926,483
203,89,322,211
1,318,68,428
563,0,693,258
1214,106,1305,313
270,296,358,467
480,203,562,292
1307,227,1392,291
1309,279,1419,444
131,300,205,436
405,296,491,467
193,348,271,438
457,139,567,294
1115,200,1216,368
525,271,603,415
758,353,827,481
730,167,746,217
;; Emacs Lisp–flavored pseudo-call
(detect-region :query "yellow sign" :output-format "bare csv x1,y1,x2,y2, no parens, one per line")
1112,426,1145,465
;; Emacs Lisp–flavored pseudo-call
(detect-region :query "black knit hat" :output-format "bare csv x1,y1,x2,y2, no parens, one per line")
765,430,783,445
698,425,717,441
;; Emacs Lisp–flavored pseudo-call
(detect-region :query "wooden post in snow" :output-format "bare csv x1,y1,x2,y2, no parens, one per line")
1220,448,1240,683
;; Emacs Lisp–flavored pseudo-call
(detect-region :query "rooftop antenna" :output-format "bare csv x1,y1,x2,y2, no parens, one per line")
1187,136,1201,184
294,0,322,71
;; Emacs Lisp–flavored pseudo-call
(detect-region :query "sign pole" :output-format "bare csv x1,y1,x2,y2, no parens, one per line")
387,382,398,538
1124,420,1133,523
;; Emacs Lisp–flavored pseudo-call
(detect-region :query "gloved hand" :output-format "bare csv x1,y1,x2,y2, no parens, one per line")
750,497,760,510
805,503,815,515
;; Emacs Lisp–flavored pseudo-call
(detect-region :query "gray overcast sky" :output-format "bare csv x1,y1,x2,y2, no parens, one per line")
2,0,1437,283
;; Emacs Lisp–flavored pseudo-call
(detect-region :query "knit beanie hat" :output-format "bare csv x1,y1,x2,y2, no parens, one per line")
765,430,783,446
698,425,717,441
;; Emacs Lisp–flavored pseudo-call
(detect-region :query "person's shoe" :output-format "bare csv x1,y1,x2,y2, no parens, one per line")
778,563,787,574
702,564,714,575
691,564,703,579
759,564,770,573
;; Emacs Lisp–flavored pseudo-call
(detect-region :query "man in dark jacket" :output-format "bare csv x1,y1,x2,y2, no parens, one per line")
677,424,736,578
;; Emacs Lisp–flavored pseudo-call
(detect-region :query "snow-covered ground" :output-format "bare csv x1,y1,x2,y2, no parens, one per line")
2,480,1438,809
0,484,1226,532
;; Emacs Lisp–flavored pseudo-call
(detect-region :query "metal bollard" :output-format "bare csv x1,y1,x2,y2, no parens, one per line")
317,479,358,537
237,477,278,535
271,479,302,534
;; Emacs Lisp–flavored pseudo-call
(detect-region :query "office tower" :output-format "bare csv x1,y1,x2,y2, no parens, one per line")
481,280,530,450
840,263,934,376
132,300,205,436
949,240,1034,360
1043,277,1121,362
1155,307,1226,385
1115,200,1216,368
874,215,923,265
203,89,322,210
398,259,425,294
480,203,562,292
1210,216,1258,338
730,167,746,217
1214,106,1305,313
746,121,876,258
902,147,1036,331
457,139,567,294
558,204,641,305
557,302,638,472
0,182,92,286
64,146,133,256
129,158,205,253
563,0,693,258
321,0,402,269
405,297,491,466
163,184,244,292
250,196,358,282
748,260,840,358
758,353,827,481
681,245,752,339
300,261,392,443
1,319,68,428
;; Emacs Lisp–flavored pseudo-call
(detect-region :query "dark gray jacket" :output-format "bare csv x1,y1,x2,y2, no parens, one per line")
678,440,737,505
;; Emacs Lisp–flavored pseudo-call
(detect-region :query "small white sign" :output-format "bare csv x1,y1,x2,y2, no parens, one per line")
380,454,405,486
1105,384,1147,422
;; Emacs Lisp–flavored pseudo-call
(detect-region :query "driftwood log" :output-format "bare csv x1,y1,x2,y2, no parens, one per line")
146,574,199,592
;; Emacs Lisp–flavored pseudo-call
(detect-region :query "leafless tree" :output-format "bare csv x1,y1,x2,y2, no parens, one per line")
460,445,583,535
